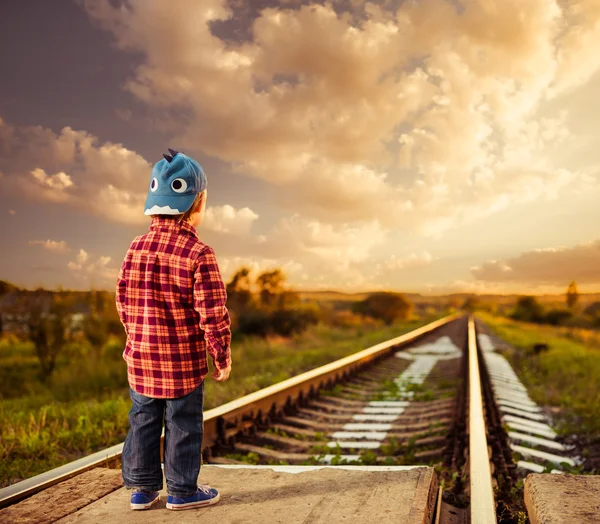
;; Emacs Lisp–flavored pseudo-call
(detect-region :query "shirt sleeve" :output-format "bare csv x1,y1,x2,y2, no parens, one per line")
193,246,232,370
115,252,129,336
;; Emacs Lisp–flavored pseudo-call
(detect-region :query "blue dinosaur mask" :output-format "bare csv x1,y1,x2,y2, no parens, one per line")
144,149,207,216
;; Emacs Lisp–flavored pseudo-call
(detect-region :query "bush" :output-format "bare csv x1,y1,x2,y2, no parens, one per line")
353,293,413,325
327,310,382,329
236,306,320,338
236,308,272,337
102,337,125,360
545,309,573,326
510,296,545,323
270,307,320,337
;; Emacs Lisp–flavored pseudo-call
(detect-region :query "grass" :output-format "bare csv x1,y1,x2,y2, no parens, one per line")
477,313,600,437
0,315,441,487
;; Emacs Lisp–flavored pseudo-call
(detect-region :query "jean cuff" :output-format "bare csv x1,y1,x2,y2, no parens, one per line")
125,485,163,493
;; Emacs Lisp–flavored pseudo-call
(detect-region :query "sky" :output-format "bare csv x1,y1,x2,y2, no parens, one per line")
1,0,600,295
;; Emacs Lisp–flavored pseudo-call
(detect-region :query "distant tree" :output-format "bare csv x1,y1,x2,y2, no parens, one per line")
256,269,285,309
27,294,71,380
83,290,109,355
511,296,545,323
353,292,413,325
277,290,301,309
461,296,480,312
583,301,600,327
566,281,579,309
0,280,18,296
226,267,253,312
446,297,462,311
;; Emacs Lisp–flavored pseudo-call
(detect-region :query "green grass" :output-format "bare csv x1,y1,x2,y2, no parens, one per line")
0,316,440,487
477,313,600,437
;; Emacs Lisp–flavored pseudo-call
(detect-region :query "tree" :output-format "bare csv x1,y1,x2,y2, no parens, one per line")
83,291,109,355
226,267,253,312
461,296,480,312
0,280,18,296
27,294,71,381
353,292,413,325
566,281,579,309
256,269,285,309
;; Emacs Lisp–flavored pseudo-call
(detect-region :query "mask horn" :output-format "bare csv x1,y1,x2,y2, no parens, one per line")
168,148,179,157
163,153,173,162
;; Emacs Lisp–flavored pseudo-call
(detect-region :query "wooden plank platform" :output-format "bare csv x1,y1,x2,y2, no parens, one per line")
0,468,123,524
525,473,600,524
2,465,438,524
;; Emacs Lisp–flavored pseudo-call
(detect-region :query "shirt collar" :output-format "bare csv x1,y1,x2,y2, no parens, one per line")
149,216,199,239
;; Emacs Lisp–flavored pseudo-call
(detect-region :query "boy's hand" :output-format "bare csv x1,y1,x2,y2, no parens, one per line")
212,364,231,382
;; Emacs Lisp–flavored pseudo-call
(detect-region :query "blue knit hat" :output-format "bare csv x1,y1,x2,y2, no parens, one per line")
144,149,207,216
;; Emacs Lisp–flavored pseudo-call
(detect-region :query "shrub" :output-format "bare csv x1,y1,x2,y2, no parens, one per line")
510,296,545,323
101,337,125,360
270,307,320,337
328,310,382,329
353,292,413,325
236,308,272,337
544,309,573,326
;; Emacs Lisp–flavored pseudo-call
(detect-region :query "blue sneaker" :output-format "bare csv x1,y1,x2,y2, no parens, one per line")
166,485,220,510
130,490,159,510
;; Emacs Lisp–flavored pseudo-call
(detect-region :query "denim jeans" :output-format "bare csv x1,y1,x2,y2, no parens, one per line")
122,381,204,497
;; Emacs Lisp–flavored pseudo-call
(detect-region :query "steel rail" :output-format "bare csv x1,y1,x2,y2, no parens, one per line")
468,315,497,524
0,313,461,508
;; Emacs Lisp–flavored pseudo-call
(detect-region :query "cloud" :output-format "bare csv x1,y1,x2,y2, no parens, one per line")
0,117,261,231
82,0,600,235
0,117,150,225
115,108,132,121
550,0,600,96
376,252,433,272
472,240,600,285
68,248,117,284
29,239,70,254
203,205,259,234
211,215,392,290
260,215,386,266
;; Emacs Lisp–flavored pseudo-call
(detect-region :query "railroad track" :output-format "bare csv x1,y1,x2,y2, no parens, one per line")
0,314,582,523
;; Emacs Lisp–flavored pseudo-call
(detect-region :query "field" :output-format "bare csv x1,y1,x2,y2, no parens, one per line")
0,316,440,488
477,313,600,440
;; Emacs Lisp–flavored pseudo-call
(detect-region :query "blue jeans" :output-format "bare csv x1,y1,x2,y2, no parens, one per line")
122,382,204,497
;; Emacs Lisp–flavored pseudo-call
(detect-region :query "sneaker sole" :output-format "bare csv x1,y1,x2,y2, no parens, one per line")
166,491,220,510
130,495,160,510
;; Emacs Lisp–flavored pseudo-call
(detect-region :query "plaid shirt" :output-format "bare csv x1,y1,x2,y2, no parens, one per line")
116,216,231,398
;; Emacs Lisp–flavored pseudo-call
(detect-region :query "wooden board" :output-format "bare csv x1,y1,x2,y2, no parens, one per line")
0,468,123,524
525,473,600,524
56,465,438,524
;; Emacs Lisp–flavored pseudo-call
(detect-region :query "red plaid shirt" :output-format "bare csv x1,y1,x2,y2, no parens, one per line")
116,216,231,398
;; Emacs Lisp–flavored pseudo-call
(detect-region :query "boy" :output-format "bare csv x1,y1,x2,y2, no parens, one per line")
116,149,232,511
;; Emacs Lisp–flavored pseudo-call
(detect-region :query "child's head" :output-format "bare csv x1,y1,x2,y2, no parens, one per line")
144,149,207,225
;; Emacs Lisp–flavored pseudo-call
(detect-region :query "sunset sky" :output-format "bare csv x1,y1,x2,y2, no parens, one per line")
1,0,600,294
